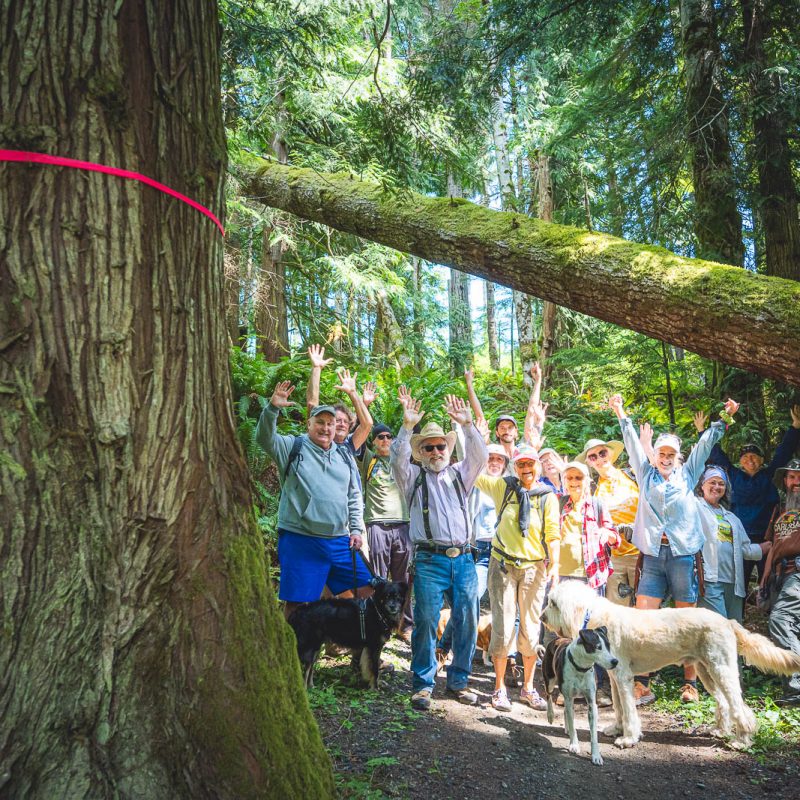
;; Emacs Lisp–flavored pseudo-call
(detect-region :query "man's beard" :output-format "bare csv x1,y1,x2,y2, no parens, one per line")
785,487,800,510
423,456,449,473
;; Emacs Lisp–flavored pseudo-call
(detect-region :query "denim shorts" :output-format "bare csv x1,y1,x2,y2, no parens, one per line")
638,545,698,604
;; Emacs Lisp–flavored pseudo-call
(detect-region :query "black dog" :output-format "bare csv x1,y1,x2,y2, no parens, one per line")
289,580,409,689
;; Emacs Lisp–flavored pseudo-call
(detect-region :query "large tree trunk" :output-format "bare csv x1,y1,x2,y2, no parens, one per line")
0,3,333,798
742,0,800,281
255,223,290,360
680,0,745,266
241,161,800,387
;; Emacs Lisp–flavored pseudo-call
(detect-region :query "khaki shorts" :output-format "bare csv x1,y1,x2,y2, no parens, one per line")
487,557,547,659
606,552,639,607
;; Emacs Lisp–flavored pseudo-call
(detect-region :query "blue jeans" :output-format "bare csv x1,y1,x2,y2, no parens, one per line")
438,541,490,654
700,581,743,622
412,550,478,693
638,546,698,604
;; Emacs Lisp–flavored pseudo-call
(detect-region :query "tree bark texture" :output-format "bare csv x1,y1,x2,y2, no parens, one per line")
534,154,558,385
485,280,500,370
0,4,333,798
241,161,800,387
680,0,745,266
255,224,289,361
449,268,473,375
742,0,800,281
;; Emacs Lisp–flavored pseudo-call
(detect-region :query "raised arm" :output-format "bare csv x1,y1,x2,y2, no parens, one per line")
523,362,545,440
255,381,298,472
639,422,656,467
684,399,740,487
389,388,424,498
335,368,373,451
764,405,800,478
445,394,488,492
463,369,486,427
609,393,649,481
306,344,333,416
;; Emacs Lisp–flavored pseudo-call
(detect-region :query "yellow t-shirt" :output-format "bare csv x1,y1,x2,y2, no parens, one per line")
559,506,586,577
474,475,560,564
595,467,639,557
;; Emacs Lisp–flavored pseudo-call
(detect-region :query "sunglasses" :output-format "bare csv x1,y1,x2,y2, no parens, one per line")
375,433,393,441
586,448,609,461
422,443,447,453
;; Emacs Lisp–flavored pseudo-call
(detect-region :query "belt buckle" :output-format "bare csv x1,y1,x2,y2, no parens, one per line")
445,546,461,558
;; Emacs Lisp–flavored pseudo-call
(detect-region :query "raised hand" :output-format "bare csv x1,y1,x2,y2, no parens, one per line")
530,400,548,430
693,410,708,433
475,416,490,441
335,368,357,396
791,405,800,429
362,381,377,407
307,343,333,370
398,384,412,408
723,398,740,418
639,422,656,465
464,368,475,387
270,380,296,408
402,395,425,429
608,394,625,419
444,394,472,427
530,362,542,384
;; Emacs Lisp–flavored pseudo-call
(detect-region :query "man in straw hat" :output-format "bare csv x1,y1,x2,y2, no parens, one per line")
762,459,800,705
390,388,488,710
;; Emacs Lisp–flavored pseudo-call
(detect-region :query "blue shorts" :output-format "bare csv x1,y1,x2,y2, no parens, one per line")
638,546,698,604
277,529,373,602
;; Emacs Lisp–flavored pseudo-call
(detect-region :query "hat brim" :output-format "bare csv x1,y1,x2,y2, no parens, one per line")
773,467,800,493
411,430,457,462
576,440,624,467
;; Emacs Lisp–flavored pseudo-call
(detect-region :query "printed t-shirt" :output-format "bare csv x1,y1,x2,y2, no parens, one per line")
360,448,408,524
712,506,735,583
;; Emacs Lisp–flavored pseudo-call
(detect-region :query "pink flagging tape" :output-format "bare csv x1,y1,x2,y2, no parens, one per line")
0,149,224,235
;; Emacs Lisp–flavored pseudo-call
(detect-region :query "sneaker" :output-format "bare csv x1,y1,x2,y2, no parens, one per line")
680,683,699,704
520,687,547,711
411,689,432,711
596,688,613,708
633,681,655,706
446,687,479,705
492,689,512,712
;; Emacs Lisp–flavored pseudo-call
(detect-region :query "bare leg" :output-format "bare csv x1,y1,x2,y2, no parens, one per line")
493,656,508,693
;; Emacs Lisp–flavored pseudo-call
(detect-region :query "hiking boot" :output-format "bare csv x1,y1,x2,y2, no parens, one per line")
596,688,613,708
492,689,512,712
411,689,432,711
446,687,478,705
520,687,547,711
680,683,699,704
633,681,655,706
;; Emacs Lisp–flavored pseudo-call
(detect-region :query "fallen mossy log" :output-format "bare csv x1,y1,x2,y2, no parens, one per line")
241,159,800,387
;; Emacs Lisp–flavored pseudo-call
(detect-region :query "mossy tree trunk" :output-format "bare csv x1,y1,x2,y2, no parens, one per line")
0,3,333,798
446,177,473,375
240,160,800,387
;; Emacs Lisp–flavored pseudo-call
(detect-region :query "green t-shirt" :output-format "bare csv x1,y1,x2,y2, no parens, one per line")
360,448,409,524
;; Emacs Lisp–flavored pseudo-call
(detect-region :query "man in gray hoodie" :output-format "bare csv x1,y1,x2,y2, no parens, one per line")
256,380,371,621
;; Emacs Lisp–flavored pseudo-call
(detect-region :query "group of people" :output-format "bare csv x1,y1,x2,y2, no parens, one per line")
256,346,800,710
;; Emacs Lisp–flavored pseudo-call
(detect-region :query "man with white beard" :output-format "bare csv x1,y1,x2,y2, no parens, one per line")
390,389,488,710
763,459,800,706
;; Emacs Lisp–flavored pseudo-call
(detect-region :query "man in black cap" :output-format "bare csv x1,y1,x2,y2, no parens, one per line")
698,404,800,585
359,422,413,640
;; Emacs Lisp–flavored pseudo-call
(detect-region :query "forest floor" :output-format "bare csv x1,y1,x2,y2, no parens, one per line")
309,630,800,800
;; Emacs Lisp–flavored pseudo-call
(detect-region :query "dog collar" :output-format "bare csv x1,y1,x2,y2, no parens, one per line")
368,596,393,633
567,650,592,673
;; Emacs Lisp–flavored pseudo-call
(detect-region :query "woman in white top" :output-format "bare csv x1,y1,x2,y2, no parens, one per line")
696,466,770,622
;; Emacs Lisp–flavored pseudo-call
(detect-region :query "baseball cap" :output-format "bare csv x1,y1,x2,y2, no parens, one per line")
512,445,539,463
494,414,519,430
309,404,337,418
739,443,764,459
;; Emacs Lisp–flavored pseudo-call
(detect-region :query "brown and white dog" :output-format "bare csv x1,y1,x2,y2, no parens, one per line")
435,609,493,673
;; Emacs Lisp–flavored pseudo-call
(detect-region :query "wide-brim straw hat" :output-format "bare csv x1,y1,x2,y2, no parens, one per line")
575,438,624,467
410,422,457,462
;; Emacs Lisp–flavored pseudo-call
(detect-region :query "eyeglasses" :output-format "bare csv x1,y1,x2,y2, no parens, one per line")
375,433,393,441
422,443,447,453
586,448,609,461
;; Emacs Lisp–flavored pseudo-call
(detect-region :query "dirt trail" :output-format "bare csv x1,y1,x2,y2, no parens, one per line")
313,639,797,799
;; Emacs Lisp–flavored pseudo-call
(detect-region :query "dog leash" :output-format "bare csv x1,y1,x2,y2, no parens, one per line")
351,547,367,642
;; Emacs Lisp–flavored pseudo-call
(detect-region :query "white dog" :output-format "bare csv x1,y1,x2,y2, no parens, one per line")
539,627,619,765
542,581,800,750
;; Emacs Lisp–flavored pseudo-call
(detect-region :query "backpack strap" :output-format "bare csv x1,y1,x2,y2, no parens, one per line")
365,456,379,483
283,436,305,482
411,471,433,540
494,477,517,529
